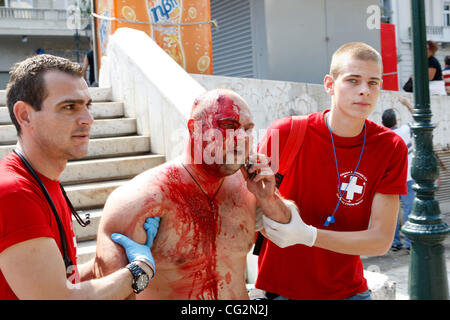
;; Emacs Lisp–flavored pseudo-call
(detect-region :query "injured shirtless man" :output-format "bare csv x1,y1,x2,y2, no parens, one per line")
93,88,292,299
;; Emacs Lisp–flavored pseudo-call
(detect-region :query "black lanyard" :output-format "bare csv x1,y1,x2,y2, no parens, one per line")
13,150,90,270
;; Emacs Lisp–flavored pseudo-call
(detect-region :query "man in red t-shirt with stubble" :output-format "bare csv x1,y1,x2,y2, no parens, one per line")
254,42,408,300
0,54,160,299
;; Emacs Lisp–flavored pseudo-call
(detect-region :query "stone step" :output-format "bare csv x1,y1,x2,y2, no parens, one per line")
88,102,124,119
0,118,137,145
0,91,5,106
65,179,127,210
0,102,124,125
87,87,112,103
72,208,103,242
78,135,150,160
0,87,112,106
0,107,10,125
89,118,137,140
0,124,16,144
61,154,166,185
0,135,150,161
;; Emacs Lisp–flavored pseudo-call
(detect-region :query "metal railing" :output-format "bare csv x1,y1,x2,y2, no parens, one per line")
0,7,91,30
408,25,444,39
0,7,67,20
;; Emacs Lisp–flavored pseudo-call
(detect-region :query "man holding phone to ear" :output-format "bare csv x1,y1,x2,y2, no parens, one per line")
0,54,159,300
93,88,294,300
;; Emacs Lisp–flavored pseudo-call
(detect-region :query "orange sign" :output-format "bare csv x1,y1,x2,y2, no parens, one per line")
95,0,213,74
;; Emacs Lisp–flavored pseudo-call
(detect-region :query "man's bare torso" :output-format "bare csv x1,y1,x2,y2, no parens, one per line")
94,161,256,299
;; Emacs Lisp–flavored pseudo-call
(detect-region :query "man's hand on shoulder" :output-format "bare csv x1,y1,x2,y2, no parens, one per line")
111,217,160,279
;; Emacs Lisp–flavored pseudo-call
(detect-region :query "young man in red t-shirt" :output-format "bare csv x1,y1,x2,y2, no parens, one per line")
0,54,159,299
255,42,408,300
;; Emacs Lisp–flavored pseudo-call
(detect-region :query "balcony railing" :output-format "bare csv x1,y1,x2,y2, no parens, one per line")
408,25,450,43
0,7,67,20
0,7,90,31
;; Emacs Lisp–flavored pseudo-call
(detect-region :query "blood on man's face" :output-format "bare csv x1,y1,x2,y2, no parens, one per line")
188,92,254,177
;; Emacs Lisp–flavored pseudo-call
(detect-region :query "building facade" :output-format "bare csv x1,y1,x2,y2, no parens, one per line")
384,0,450,89
210,0,381,84
209,0,450,90
0,0,91,88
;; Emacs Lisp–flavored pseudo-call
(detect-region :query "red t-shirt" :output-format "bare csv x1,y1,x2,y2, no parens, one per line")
255,110,408,299
0,153,78,300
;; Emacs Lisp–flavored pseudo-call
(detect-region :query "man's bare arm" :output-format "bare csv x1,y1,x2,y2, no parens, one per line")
398,97,414,114
78,258,95,281
314,193,399,256
260,193,399,255
0,237,144,300
94,186,139,278
94,176,163,279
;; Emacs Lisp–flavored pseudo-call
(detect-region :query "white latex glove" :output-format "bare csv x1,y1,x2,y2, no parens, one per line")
262,200,317,248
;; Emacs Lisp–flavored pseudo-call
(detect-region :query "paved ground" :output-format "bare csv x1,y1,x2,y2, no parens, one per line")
361,211,450,300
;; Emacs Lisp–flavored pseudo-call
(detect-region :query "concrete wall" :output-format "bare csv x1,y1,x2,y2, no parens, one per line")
192,73,450,212
191,73,450,151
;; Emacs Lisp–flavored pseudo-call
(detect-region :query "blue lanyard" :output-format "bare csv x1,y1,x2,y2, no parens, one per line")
324,114,366,227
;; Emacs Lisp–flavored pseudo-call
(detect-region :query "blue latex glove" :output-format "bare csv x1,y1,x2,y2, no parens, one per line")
111,217,160,278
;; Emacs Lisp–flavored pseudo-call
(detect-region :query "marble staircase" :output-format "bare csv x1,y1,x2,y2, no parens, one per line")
0,87,166,264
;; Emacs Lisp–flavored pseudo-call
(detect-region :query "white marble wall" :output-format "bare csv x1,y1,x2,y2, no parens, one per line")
192,74,450,151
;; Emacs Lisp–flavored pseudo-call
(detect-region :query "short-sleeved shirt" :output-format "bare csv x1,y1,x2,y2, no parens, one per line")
255,110,408,299
0,153,77,300
429,56,443,81
393,124,413,181
443,67,450,95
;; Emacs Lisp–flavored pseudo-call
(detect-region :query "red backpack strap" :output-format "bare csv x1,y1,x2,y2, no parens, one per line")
253,115,308,256
274,115,308,188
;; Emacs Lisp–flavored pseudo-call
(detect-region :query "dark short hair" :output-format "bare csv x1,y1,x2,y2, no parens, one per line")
445,55,450,66
6,54,82,136
382,108,397,128
427,40,439,55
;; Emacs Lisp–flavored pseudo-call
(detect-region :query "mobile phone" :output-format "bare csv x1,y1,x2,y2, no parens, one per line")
245,160,257,180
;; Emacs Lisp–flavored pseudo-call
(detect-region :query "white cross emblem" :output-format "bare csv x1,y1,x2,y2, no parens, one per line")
341,176,363,200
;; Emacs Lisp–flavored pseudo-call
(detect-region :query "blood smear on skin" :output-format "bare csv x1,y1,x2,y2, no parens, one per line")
165,166,222,299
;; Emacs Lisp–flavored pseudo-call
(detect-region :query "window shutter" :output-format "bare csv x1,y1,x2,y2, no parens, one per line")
210,0,254,78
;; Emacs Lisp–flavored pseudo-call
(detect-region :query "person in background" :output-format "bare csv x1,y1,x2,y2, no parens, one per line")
427,40,446,95
442,55,450,96
81,44,96,87
382,98,415,252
